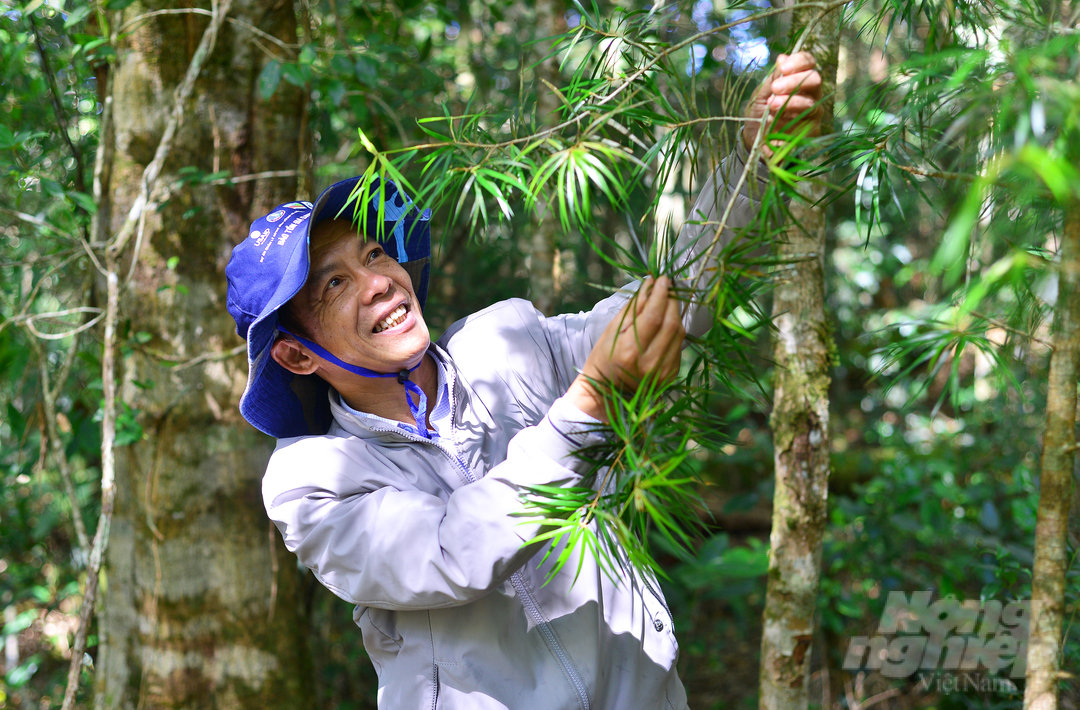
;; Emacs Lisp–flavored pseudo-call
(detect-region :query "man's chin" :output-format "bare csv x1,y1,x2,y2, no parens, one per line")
401,336,432,371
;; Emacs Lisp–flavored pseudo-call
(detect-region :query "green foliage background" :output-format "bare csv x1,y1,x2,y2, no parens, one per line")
1,0,1078,708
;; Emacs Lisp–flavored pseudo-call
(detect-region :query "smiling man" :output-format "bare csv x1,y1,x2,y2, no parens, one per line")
226,53,822,710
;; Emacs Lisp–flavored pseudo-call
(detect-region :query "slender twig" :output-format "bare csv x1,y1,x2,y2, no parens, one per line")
25,328,91,557
209,169,299,185
25,313,105,342
1,306,104,337
367,93,409,146
123,198,151,288
667,115,757,129
58,270,117,710
295,0,314,198
1,207,68,235
90,95,114,249
46,369,90,558
49,302,85,407
2,251,87,333
163,169,300,194
789,0,847,54
892,161,978,182
328,0,347,44
168,344,246,371
27,12,87,197
123,181,173,289
680,109,771,306
966,308,1053,349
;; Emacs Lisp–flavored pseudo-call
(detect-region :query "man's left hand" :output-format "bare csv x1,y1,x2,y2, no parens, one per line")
742,51,823,156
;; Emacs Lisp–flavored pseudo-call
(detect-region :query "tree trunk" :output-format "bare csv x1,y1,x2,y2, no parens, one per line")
1023,201,1080,710
528,0,563,315
94,1,313,708
758,11,842,710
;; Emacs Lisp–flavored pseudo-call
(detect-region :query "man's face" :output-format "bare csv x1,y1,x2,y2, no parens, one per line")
288,218,430,374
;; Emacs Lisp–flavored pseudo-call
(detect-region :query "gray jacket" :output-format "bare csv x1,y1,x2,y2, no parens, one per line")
263,142,768,709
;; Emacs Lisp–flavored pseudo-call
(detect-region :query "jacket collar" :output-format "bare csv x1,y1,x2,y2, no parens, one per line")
328,343,457,442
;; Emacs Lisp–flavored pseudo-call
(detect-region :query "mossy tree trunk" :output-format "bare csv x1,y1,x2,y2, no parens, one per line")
94,1,313,708
1023,201,1080,710
758,11,842,710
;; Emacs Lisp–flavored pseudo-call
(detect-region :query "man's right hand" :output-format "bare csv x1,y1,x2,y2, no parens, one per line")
742,51,823,157
566,276,685,423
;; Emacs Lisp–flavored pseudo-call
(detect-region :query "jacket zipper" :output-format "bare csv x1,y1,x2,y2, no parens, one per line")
355,367,592,710
507,574,591,710
445,447,591,710
442,366,590,710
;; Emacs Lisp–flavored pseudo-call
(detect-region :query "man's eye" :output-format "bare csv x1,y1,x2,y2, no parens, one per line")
367,247,384,263
326,277,342,290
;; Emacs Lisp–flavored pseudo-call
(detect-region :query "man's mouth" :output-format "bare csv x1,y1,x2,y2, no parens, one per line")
373,304,408,333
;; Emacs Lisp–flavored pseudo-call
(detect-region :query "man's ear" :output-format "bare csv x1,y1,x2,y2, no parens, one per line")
271,336,319,375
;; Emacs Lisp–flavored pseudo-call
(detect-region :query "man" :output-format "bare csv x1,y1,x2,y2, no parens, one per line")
226,53,821,709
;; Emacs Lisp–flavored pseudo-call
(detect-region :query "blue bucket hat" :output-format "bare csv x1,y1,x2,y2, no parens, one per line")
226,177,431,438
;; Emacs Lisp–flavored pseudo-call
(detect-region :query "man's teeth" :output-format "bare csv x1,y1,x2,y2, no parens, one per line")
373,305,408,333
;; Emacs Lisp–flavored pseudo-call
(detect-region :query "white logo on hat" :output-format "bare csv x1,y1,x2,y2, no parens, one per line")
252,229,271,247
266,210,286,223
249,230,261,240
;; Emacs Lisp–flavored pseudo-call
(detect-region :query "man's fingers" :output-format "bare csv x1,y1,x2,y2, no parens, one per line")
624,276,670,334
630,275,660,321
646,316,684,384
767,97,821,118
607,275,653,348
769,69,822,99
657,327,684,380
773,53,789,76
747,52,822,152
777,51,816,75
612,278,676,374
639,297,684,370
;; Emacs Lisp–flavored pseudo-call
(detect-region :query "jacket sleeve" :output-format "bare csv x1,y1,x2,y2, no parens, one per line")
263,394,607,611
671,138,772,337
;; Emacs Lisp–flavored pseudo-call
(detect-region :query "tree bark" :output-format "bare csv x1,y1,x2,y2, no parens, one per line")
94,1,313,708
758,9,842,710
1023,200,1080,710
528,0,563,315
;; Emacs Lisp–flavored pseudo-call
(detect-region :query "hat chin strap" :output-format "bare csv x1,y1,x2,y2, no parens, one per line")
278,326,430,439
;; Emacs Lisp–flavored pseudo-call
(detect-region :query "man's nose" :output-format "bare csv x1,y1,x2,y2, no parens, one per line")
355,265,392,303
